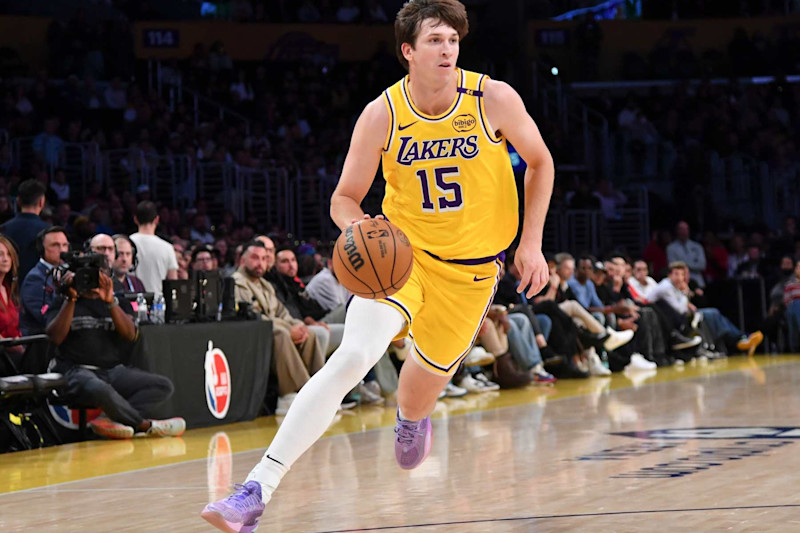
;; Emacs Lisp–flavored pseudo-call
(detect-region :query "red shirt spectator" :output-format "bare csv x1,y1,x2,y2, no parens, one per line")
0,234,21,339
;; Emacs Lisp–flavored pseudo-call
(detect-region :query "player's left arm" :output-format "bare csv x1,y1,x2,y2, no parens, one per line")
485,80,554,297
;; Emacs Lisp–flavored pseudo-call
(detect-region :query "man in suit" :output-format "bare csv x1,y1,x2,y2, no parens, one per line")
20,227,69,335
2,179,51,280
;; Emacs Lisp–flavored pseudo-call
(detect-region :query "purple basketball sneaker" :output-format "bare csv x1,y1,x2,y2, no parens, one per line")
201,481,265,533
394,412,433,469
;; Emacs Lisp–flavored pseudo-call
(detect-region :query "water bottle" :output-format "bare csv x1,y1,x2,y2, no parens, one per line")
152,293,165,324
136,293,149,325
216,301,223,322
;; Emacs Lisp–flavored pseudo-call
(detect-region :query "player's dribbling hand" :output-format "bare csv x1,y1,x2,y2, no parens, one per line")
514,244,549,299
349,214,385,225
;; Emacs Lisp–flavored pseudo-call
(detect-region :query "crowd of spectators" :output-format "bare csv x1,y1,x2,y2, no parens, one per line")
0,173,797,446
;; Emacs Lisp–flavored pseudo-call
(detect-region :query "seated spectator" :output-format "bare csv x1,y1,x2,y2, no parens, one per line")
46,265,184,440
130,201,178,292
190,214,214,245
785,259,800,352
232,240,326,414
111,234,145,293
647,262,762,356
568,255,630,323
733,242,767,279
1,179,51,280
49,168,70,203
269,247,343,357
32,117,64,166
629,259,657,299
191,244,217,273
305,256,349,311
20,227,69,335
666,221,706,288
0,235,22,357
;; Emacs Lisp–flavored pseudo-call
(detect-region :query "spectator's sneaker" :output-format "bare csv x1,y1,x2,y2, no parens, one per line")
357,381,385,405
625,353,658,371
586,347,612,376
473,372,500,391
463,346,495,367
201,481,265,533
443,382,468,397
147,417,186,438
457,374,494,393
275,393,297,416
394,412,432,470
532,370,557,384
339,399,358,411
736,331,764,357
670,331,702,350
602,327,634,352
364,380,382,398
89,415,134,440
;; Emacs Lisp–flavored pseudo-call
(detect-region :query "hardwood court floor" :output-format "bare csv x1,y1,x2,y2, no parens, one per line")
2,355,800,532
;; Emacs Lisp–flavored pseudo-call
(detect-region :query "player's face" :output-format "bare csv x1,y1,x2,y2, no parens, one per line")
405,19,459,79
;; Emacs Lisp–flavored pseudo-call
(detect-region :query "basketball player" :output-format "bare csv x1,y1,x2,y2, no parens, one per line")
202,1,553,530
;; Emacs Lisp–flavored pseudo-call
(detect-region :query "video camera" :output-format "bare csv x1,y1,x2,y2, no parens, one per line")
56,251,106,294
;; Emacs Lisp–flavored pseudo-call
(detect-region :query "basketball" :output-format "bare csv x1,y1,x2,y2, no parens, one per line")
332,218,413,299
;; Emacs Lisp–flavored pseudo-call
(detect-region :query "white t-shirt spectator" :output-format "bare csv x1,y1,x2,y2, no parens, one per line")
305,268,350,312
130,233,178,293
646,278,689,314
629,275,657,298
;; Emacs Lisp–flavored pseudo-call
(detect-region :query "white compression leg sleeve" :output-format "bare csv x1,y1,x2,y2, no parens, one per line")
246,297,404,502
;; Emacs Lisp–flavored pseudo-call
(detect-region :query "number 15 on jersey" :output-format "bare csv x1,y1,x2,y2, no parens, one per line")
415,166,464,213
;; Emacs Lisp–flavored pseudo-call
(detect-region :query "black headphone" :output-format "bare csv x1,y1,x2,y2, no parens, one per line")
112,234,139,271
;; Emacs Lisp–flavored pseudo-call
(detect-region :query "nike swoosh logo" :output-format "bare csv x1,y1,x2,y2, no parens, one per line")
473,275,493,282
398,121,418,131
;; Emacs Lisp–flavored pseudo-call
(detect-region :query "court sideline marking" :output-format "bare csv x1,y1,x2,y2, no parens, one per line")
314,503,800,532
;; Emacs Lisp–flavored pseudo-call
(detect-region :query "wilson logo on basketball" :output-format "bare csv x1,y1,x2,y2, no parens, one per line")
204,341,231,419
452,114,476,132
343,225,365,270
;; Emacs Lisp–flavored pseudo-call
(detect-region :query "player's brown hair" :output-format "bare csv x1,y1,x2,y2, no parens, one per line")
395,0,469,71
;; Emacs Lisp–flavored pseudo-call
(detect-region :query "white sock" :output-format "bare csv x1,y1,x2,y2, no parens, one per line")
245,297,404,504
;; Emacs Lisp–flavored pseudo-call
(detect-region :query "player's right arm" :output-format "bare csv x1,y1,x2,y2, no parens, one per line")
330,96,389,231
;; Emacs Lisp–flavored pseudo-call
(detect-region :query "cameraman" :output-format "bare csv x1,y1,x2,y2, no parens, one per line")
46,251,185,440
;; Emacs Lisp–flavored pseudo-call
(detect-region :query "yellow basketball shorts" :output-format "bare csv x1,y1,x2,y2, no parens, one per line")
378,247,503,376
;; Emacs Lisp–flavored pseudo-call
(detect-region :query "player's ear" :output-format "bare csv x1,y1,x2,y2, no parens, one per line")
401,42,414,63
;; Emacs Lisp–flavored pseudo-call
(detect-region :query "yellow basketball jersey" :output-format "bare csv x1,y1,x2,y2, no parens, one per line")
380,68,518,261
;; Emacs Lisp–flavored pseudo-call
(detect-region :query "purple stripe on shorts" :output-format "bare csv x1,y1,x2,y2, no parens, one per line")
424,250,505,266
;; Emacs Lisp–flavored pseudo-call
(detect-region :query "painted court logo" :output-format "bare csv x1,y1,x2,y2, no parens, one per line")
204,341,231,419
